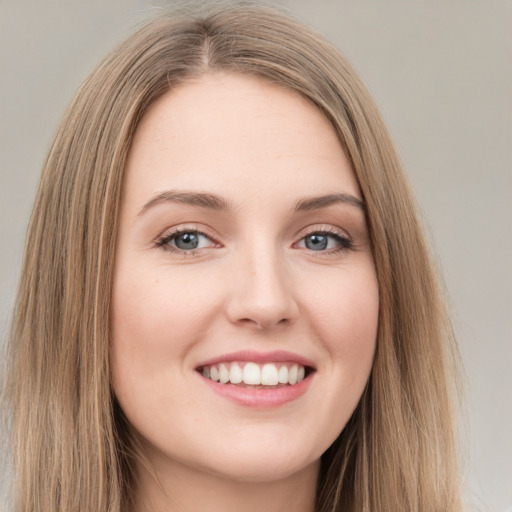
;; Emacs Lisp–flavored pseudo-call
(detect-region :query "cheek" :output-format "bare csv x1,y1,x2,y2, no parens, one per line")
307,263,379,358
109,265,222,406
303,264,378,424
328,288,378,364
112,264,220,345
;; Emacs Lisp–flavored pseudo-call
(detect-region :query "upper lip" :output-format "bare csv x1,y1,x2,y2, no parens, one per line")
195,350,316,370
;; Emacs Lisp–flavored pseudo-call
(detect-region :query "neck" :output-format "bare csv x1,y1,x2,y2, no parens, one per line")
131,455,320,512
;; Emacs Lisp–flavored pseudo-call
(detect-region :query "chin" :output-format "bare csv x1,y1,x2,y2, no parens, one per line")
202,450,320,484
174,430,324,484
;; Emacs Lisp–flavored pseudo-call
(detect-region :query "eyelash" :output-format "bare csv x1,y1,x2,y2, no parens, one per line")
299,228,354,254
155,227,354,255
155,227,217,255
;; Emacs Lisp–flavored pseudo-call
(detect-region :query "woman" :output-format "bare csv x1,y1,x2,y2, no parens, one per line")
1,3,462,511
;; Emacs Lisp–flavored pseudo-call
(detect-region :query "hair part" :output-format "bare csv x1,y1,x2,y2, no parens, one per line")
1,2,462,511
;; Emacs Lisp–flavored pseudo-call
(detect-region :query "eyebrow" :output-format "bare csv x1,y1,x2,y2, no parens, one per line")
294,193,365,212
138,190,231,215
138,190,365,216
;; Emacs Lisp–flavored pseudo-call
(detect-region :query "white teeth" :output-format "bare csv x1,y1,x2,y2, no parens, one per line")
201,361,308,386
210,366,220,382
229,362,243,384
219,363,229,384
243,362,261,385
261,364,279,385
278,366,288,384
288,364,298,385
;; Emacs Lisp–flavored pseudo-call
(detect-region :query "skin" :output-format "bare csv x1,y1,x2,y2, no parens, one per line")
111,72,379,512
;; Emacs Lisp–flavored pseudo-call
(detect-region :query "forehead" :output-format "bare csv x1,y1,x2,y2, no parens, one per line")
123,72,360,210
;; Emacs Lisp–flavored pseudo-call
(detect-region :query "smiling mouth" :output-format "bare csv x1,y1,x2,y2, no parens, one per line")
198,361,314,387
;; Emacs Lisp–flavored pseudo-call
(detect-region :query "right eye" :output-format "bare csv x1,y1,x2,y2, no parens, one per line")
156,229,217,254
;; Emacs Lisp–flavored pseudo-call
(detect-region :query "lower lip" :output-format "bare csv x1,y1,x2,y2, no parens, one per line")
199,373,313,408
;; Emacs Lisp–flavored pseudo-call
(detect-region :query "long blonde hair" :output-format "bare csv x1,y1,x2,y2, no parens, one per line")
1,3,462,511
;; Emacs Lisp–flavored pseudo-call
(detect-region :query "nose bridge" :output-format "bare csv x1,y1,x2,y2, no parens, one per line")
226,233,298,329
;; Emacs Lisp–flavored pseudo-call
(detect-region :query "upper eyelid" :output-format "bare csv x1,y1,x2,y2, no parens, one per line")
296,224,351,240
293,225,355,252
155,223,353,248
295,230,352,247
155,229,219,255
157,224,218,241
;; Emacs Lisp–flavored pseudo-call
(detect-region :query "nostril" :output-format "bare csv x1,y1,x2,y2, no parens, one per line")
242,317,293,329
236,316,290,329
239,318,257,326
225,271,299,329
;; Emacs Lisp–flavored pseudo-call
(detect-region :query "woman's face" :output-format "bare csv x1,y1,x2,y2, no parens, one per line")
111,73,379,483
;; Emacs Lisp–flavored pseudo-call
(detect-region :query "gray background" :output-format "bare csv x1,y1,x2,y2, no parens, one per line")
1,1,510,510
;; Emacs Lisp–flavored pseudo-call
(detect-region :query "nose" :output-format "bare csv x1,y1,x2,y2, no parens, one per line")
225,244,299,330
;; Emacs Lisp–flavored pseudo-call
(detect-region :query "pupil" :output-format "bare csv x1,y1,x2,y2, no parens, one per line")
305,234,327,251
175,232,199,250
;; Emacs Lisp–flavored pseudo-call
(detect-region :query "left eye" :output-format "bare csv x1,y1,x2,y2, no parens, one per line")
297,232,350,251
160,231,214,251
